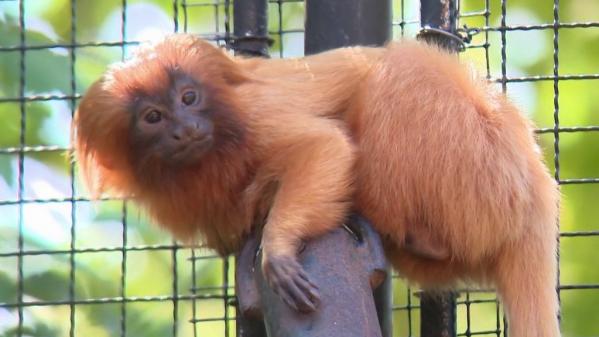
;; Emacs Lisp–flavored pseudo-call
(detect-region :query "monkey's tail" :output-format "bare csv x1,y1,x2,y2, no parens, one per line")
494,168,560,337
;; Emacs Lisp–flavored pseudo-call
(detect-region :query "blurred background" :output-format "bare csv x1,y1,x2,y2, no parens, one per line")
0,0,597,336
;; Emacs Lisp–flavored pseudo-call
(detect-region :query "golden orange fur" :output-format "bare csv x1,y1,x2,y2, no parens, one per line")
73,34,559,336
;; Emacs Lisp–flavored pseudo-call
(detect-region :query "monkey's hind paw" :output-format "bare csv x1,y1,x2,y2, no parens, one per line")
262,255,320,313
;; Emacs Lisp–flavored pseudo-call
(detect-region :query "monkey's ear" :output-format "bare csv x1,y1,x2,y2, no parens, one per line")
207,47,251,86
223,66,249,86
220,54,251,86
172,34,251,86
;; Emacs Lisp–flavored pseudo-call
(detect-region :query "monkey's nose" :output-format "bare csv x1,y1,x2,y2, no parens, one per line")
172,121,213,143
171,128,185,141
172,128,196,142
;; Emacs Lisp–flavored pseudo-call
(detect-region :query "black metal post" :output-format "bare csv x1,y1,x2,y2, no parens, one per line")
232,0,270,57
236,233,268,337
231,1,269,336
305,0,391,55
417,1,462,336
304,1,393,336
420,291,459,337
373,272,393,337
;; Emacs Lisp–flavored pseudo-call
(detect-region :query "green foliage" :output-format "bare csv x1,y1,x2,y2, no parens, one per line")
2,323,60,337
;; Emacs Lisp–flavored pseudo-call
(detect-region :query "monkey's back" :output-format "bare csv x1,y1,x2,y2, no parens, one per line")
346,42,558,286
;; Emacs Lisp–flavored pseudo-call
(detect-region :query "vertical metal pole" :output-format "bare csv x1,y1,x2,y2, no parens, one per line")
420,292,459,337
232,0,270,57
305,0,391,55
232,1,269,336
417,1,461,337
304,1,393,337
373,274,393,337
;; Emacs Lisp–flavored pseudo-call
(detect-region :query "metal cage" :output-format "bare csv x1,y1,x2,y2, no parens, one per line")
0,0,597,336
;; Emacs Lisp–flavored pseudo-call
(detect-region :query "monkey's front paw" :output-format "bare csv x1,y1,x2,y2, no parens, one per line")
262,254,320,313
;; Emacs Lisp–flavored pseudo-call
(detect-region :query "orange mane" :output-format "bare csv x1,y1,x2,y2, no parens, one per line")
73,35,254,252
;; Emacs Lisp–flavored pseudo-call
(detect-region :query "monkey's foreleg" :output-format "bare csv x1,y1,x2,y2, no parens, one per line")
259,124,355,313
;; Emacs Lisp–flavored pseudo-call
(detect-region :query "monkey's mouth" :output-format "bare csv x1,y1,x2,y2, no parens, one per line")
170,136,214,164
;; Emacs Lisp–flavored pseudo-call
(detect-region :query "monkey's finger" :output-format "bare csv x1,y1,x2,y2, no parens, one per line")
293,274,320,303
284,262,320,301
297,269,319,290
285,277,317,313
264,255,297,278
277,288,299,312
261,254,318,312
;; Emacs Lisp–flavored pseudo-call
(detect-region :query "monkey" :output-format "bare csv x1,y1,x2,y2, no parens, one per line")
73,34,560,337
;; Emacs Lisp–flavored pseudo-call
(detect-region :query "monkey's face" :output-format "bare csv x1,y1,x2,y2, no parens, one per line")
130,73,215,167
74,34,249,195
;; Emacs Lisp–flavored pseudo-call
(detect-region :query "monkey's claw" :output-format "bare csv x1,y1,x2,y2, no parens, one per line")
262,255,320,313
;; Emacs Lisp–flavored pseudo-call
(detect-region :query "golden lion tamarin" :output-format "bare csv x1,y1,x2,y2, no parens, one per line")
73,34,560,337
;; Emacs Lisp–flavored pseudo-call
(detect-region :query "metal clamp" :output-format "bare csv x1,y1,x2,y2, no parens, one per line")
417,26,467,52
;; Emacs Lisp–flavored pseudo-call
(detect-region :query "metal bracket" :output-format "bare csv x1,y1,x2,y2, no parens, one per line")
228,35,274,58
417,26,466,51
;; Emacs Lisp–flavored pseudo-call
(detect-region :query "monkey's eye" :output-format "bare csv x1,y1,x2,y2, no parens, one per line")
144,110,162,124
182,91,197,106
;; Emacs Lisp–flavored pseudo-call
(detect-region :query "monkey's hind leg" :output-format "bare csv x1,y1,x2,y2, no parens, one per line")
404,226,450,260
494,231,560,337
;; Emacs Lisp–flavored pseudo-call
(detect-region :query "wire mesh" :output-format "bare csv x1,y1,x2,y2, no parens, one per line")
0,0,597,337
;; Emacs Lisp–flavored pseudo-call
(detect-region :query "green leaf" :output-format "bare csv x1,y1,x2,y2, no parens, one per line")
0,271,18,303
23,270,70,302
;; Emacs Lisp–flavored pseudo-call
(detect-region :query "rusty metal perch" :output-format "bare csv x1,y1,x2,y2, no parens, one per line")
236,215,388,337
